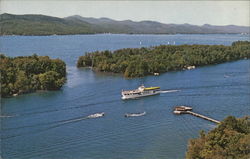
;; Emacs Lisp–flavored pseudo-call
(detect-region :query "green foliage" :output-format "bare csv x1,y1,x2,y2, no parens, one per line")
186,116,250,159
0,54,66,97
77,41,250,78
0,13,95,35
38,71,65,90
1,13,249,35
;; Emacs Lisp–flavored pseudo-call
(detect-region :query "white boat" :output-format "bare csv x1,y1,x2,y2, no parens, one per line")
87,112,105,118
125,112,146,117
121,85,160,99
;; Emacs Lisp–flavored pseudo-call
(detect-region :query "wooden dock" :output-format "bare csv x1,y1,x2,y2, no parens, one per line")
186,111,221,124
173,106,221,124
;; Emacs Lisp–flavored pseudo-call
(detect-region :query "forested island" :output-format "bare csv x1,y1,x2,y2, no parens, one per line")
186,116,250,159
77,41,250,78
0,54,66,97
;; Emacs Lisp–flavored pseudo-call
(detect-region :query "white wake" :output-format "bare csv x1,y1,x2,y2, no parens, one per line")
160,90,180,93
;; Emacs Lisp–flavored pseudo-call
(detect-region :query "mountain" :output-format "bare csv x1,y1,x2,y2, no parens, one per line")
67,15,250,34
1,13,249,35
201,24,249,34
0,13,96,35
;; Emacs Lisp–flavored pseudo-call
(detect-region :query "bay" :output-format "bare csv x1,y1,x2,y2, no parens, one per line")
1,34,249,159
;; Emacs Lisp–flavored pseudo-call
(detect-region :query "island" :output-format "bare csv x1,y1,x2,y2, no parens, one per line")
0,54,66,97
186,116,250,159
77,41,250,78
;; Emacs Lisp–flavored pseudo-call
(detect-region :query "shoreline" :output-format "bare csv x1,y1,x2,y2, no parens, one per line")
3,89,63,98
1,33,249,37
79,59,249,79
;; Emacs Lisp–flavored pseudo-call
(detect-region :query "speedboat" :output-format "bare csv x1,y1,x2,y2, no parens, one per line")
87,112,105,118
124,111,146,117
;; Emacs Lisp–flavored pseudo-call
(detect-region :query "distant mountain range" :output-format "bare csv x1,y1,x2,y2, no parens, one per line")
0,13,249,35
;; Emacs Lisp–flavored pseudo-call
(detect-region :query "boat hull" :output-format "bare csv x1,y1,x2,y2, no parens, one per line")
121,91,160,100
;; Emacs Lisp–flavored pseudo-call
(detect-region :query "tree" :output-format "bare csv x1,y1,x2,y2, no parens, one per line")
14,71,30,94
0,55,66,97
186,116,250,159
39,71,65,90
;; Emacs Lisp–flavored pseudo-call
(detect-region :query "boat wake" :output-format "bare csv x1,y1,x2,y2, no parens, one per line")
3,112,106,131
160,90,180,93
2,112,105,140
0,115,16,118
125,112,146,117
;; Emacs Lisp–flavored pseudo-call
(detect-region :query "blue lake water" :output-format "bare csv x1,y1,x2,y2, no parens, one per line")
1,34,250,159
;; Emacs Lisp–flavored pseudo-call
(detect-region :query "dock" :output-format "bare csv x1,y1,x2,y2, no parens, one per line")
173,106,221,124
186,111,220,124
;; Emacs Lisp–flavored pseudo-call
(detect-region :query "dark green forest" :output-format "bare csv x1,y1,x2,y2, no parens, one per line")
0,54,66,97
0,13,96,35
77,41,250,78
1,13,249,35
186,116,250,159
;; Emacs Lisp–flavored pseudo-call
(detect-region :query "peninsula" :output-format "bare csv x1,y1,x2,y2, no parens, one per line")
0,54,66,97
77,41,250,78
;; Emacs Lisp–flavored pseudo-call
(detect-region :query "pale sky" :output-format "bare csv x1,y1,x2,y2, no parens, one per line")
0,0,249,26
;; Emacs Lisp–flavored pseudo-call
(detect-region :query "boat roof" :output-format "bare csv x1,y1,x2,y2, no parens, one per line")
122,86,160,93
144,87,160,90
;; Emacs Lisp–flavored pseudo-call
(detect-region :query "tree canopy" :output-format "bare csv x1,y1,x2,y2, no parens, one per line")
186,116,250,159
0,54,66,97
77,41,250,78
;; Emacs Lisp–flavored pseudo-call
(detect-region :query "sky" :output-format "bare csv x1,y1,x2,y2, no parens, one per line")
0,0,249,26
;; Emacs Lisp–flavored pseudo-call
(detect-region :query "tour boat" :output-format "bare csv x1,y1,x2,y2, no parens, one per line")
121,85,160,99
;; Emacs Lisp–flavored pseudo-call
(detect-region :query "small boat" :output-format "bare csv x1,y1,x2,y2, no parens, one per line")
173,110,183,114
87,112,105,118
124,112,146,117
121,85,160,99
174,106,192,111
173,106,192,114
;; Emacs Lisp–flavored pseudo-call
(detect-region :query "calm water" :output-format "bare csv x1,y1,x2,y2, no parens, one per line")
1,34,250,159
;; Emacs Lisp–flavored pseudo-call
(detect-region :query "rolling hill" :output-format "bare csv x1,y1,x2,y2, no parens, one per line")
1,13,249,35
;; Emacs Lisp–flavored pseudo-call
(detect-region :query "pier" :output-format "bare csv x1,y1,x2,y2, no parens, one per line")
173,106,221,124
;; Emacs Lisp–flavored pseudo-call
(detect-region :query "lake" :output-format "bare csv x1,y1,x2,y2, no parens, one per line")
1,34,250,159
